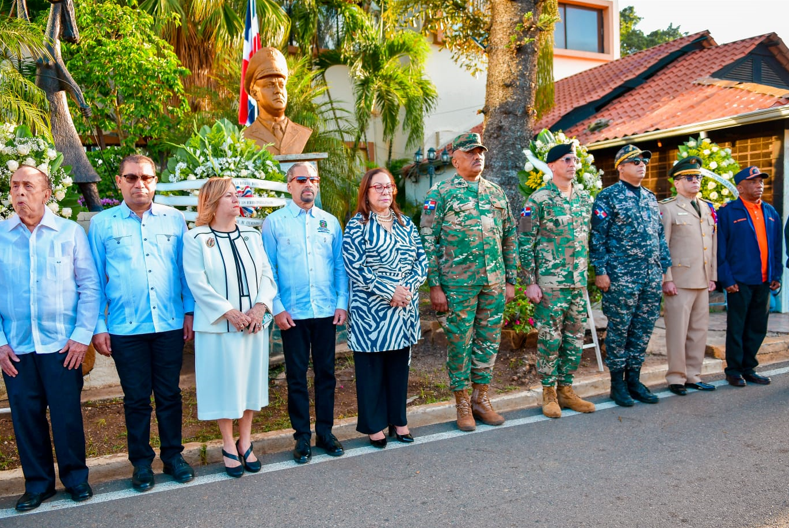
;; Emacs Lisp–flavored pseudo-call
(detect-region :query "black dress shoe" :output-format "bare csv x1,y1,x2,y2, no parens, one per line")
293,437,312,464
726,375,746,387
15,489,56,512
221,449,244,478
316,433,345,457
388,424,414,443
163,454,195,483
66,482,93,503
743,372,771,385
685,381,716,391
236,440,262,473
369,435,387,449
132,464,155,492
668,384,687,396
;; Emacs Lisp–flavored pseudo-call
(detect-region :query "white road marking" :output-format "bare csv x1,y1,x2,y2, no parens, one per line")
3,366,788,519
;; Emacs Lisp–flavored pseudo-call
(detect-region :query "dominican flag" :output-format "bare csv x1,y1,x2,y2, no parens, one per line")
237,185,255,217
238,0,261,126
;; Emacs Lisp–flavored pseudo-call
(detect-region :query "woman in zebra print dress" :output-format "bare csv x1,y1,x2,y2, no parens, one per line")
343,168,428,448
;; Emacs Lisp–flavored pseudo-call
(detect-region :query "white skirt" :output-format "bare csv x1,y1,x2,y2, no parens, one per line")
194,331,269,420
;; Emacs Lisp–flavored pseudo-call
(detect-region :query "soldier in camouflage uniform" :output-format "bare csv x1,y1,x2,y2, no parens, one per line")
420,133,518,432
590,144,671,407
519,143,595,418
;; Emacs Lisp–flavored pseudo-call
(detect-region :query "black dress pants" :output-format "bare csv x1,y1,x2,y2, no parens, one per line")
110,329,185,466
3,352,88,493
281,317,336,439
725,282,771,377
354,347,410,435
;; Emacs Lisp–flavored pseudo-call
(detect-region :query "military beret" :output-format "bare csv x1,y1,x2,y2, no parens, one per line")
546,143,574,163
244,47,289,96
669,156,703,178
614,144,652,168
734,166,768,185
451,133,487,152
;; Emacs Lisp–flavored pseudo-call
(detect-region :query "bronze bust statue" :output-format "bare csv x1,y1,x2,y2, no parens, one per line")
242,48,312,155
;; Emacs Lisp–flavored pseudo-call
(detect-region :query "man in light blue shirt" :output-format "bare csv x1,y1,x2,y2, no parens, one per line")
89,155,195,492
0,166,100,511
262,162,348,463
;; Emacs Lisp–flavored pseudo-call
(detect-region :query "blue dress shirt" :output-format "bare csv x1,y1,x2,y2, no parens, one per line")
261,200,348,319
0,208,101,353
88,202,195,336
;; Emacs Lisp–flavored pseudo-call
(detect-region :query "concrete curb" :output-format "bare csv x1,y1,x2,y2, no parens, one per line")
0,354,738,498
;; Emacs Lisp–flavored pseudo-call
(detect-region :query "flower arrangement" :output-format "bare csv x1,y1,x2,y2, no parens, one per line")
0,123,75,220
518,129,604,200
503,282,537,334
675,136,740,208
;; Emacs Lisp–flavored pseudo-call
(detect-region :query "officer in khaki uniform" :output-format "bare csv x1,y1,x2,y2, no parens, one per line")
659,156,717,396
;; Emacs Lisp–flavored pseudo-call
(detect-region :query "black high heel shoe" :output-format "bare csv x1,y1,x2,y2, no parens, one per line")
369,434,387,449
236,440,262,473
388,424,414,443
222,449,244,478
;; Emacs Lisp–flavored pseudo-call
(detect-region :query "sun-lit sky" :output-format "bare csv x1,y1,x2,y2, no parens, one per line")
621,0,789,45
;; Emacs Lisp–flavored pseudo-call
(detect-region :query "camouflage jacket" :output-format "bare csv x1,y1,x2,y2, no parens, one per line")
420,175,518,287
590,181,671,282
518,181,592,288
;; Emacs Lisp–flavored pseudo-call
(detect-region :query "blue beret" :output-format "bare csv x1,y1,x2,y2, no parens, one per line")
546,143,574,163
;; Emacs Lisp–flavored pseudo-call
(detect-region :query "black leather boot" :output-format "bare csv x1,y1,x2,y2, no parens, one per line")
626,367,659,404
609,370,635,407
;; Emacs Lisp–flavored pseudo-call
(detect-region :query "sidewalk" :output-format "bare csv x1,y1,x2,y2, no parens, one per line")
0,312,787,497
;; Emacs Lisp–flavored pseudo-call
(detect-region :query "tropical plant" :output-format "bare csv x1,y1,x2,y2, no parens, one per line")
674,136,740,209
503,281,536,334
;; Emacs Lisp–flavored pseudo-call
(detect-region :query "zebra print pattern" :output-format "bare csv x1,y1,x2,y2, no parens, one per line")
342,213,428,353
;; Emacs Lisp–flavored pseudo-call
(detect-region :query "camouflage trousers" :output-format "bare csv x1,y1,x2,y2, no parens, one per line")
601,273,662,372
439,283,505,391
535,287,586,386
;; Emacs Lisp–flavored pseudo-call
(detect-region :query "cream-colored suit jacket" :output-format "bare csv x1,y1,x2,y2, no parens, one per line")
659,194,717,288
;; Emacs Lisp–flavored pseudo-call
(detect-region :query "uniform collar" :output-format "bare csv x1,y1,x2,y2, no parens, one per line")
3,206,60,232
120,201,159,219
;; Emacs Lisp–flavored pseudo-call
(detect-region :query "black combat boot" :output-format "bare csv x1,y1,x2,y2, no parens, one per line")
609,370,635,407
626,367,659,404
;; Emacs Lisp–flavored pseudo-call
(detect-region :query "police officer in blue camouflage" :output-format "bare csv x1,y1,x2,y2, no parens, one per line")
590,144,671,407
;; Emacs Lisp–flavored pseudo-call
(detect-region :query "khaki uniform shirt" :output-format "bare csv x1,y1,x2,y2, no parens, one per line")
659,194,717,288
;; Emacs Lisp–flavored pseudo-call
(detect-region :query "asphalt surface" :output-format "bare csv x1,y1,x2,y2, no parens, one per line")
3,365,789,528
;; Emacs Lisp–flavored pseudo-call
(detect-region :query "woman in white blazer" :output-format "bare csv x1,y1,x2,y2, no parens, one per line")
183,178,277,478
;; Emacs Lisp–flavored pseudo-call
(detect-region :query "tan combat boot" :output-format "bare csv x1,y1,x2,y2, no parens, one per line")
557,384,596,413
470,383,505,426
542,386,562,418
454,390,476,431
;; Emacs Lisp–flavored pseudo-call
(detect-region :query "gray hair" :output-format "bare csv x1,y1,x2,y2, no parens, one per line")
286,162,317,182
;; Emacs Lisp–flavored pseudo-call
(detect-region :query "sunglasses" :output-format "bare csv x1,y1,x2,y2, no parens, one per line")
679,175,702,182
560,156,580,165
290,176,320,184
626,158,649,166
121,174,157,183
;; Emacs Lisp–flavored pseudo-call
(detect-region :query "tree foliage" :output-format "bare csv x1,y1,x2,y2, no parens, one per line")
620,5,686,56
61,0,190,151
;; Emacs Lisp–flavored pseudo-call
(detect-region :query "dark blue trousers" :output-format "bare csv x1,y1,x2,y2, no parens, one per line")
110,329,185,467
725,282,771,377
3,352,88,493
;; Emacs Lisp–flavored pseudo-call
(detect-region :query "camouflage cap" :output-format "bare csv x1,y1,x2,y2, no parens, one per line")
669,156,702,178
244,47,289,96
451,133,488,153
614,144,652,168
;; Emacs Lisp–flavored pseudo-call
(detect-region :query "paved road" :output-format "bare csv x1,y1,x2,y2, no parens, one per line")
3,365,789,528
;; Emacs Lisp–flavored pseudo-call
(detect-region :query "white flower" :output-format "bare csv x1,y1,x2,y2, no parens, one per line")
710,191,718,200
239,169,249,177
725,148,731,155
709,161,718,170
55,190,66,201
23,157,36,167
703,149,710,156
707,181,716,190
722,189,730,196
97,159,103,165
16,144,30,156
37,163,49,175
186,175,196,181
583,173,591,181
61,176,73,186
6,160,19,172
687,140,697,147
542,174,551,183
711,146,719,152
524,162,534,172
47,202,59,213
595,181,602,189
702,137,711,144
46,148,57,160
61,207,72,218
681,152,688,158
535,140,543,148
586,154,594,164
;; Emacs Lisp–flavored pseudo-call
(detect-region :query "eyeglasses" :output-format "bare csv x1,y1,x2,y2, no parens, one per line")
121,174,157,184
626,158,649,166
370,184,396,194
560,156,580,165
290,176,320,184
679,175,702,182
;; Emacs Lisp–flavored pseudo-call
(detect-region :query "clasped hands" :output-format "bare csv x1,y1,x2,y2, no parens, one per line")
390,285,412,308
225,304,269,334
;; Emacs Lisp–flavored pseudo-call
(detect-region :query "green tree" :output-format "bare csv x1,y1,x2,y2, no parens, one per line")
620,6,686,56
61,0,190,151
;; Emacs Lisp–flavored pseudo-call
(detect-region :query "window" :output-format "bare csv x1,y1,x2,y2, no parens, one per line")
555,3,604,54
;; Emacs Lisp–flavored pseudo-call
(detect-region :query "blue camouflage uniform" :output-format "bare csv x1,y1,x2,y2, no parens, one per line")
590,181,671,371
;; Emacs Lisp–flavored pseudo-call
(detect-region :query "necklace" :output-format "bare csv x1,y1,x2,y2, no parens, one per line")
374,209,394,221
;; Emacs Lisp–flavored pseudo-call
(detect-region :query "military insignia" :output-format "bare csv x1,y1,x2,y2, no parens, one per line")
206,238,215,248
594,207,608,220
424,199,437,211
520,206,532,218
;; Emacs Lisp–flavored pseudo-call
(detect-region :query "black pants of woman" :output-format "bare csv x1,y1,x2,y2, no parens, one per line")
354,347,410,434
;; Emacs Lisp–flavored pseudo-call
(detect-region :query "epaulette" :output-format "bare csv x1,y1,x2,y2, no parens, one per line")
643,187,656,195
699,197,714,204
530,187,551,199
660,196,677,203
481,177,504,193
